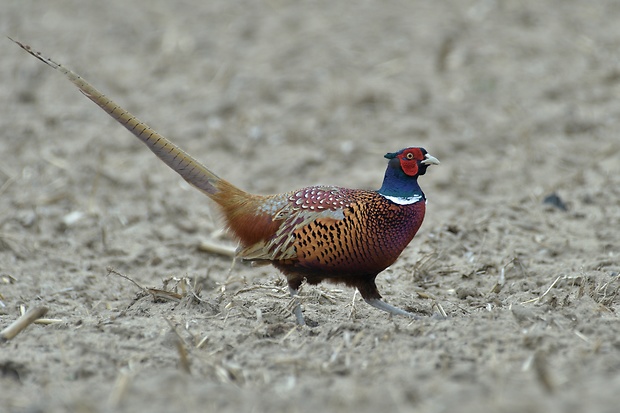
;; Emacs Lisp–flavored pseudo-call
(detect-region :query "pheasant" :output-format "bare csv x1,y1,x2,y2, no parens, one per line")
13,40,439,325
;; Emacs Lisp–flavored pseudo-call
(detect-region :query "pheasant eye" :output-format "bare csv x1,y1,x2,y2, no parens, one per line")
405,152,414,160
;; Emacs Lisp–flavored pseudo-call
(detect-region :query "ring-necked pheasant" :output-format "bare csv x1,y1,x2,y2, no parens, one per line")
13,40,439,325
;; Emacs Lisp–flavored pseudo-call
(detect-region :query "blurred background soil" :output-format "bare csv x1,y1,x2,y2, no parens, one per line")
1,1,619,412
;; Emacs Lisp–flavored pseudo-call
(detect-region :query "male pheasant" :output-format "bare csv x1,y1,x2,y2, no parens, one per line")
13,40,439,325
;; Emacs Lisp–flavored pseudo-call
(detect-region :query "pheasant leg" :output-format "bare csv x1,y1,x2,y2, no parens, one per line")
288,287,305,326
364,298,419,320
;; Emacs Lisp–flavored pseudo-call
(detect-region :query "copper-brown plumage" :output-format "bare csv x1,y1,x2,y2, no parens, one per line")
13,39,439,325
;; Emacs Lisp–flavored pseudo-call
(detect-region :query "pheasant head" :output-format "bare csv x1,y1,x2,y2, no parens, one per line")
379,147,439,201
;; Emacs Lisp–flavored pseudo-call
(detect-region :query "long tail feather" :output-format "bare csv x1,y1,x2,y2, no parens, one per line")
10,38,222,196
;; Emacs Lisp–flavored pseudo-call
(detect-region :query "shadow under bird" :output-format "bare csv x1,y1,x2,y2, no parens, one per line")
12,39,439,325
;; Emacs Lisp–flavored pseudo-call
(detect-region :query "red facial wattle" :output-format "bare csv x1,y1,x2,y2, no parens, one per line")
398,148,424,176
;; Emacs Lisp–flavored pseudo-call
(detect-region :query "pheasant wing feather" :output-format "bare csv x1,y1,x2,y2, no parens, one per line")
236,186,350,262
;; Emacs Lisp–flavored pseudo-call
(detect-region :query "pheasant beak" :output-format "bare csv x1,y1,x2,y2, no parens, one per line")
421,153,440,165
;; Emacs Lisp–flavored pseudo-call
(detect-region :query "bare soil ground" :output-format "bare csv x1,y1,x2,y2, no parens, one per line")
1,1,620,412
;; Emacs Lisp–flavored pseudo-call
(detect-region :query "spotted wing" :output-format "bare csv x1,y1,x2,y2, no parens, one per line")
236,186,351,262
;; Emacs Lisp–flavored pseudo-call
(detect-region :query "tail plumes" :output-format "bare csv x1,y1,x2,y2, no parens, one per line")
11,38,224,197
